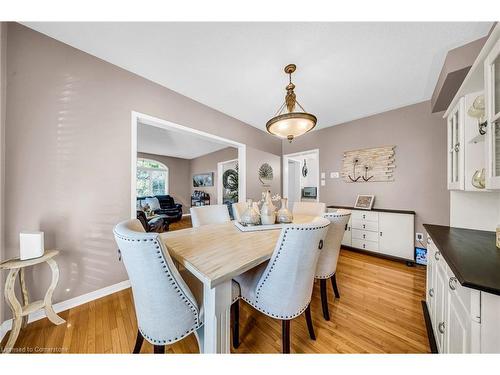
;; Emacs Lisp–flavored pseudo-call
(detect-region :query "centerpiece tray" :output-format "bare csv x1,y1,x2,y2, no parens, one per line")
233,220,287,232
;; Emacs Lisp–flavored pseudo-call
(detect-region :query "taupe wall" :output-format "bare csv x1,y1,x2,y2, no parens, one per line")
189,147,238,202
0,22,7,328
246,146,282,202
137,152,191,213
283,101,450,244
2,23,281,320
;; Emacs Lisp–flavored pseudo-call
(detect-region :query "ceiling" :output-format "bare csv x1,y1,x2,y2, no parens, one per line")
138,123,231,159
24,22,493,132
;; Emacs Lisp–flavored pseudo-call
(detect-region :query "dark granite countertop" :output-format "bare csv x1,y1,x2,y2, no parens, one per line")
424,224,500,296
328,205,415,215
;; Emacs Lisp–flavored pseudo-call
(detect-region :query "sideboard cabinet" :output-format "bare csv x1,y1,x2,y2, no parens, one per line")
329,206,415,262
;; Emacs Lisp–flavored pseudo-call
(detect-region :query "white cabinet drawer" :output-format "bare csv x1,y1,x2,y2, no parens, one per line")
352,219,379,232
352,210,379,222
352,238,379,252
352,229,379,242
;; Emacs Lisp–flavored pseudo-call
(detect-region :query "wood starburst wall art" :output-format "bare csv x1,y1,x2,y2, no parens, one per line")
341,146,396,183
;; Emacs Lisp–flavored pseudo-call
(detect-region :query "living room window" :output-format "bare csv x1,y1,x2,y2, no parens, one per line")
136,158,169,197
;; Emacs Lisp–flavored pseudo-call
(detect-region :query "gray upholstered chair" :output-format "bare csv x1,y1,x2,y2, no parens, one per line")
233,218,330,353
190,205,230,228
315,210,351,320
292,201,326,217
231,202,247,222
113,219,240,353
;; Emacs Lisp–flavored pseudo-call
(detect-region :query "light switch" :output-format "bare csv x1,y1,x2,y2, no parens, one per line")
321,172,326,179
321,179,326,186
330,172,340,179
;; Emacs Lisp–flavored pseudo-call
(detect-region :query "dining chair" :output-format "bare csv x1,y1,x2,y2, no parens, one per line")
233,218,330,353
113,219,240,353
292,201,326,217
231,202,247,222
190,204,231,227
315,210,351,320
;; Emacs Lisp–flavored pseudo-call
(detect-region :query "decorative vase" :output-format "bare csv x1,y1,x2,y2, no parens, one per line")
260,191,276,225
302,159,308,177
277,198,293,223
472,168,486,189
241,199,260,225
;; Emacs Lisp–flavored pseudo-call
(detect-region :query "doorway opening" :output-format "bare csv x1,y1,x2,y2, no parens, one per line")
282,149,320,211
131,111,246,221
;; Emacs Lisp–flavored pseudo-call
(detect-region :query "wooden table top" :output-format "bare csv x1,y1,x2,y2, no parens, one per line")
160,215,317,287
0,250,59,270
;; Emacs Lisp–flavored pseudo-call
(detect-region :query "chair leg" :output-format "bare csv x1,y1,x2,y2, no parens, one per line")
133,330,144,354
304,304,316,340
153,345,165,354
281,320,290,354
320,279,330,321
232,300,240,349
331,273,340,299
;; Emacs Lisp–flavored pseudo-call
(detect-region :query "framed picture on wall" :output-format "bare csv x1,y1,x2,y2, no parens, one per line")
354,194,375,210
193,172,214,187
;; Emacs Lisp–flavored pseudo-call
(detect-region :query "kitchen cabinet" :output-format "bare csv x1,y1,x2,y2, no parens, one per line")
425,235,483,353
485,37,500,189
447,98,465,190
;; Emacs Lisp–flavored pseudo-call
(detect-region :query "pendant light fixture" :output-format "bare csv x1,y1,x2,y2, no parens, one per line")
266,64,317,142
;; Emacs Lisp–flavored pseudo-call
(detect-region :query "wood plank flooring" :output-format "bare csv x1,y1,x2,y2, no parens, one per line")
2,247,429,354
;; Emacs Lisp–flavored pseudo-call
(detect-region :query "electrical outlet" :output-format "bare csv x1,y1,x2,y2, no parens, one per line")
330,172,340,179
416,233,424,242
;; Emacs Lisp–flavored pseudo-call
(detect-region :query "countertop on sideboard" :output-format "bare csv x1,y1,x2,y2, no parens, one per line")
328,205,415,215
424,224,500,297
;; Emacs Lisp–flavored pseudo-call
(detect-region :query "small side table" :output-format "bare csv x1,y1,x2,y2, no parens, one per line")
0,249,65,354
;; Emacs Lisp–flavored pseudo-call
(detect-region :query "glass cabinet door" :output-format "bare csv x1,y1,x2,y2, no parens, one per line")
485,39,500,189
447,99,464,190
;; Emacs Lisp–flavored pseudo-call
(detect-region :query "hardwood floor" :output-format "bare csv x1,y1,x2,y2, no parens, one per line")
1,249,429,354
168,216,192,231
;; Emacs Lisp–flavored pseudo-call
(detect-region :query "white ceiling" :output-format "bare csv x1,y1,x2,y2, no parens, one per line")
138,123,230,159
24,22,492,132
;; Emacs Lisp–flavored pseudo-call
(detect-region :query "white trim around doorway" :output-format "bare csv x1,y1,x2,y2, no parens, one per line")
282,148,320,203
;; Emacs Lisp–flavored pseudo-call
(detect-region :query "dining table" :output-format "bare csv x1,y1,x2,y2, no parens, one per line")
159,214,319,354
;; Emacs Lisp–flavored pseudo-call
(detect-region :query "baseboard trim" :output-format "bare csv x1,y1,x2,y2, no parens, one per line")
0,279,130,343
421,300,438,353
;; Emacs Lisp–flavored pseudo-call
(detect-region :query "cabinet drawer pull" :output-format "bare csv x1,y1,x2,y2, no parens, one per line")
345,224,348,231
427,237,431,244
380,231,383,236
362,224,366,229
429,288,434,297
438,322,445,334
434,251,440,261
363,234,366,239
454,142,460,153
449,277,458,290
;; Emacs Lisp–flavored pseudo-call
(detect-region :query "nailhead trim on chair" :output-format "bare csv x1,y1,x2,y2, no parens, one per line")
315,271,336,280
114,231,202,345
251,222,329,318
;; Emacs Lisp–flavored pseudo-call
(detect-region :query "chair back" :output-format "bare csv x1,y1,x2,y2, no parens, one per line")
254,218,330,319
315,210,351,278
113,219,201,345
292,202,326,217
231,202,247,222
190,204,230,227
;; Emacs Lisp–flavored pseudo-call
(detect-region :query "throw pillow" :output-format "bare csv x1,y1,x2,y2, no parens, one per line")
145,197,161,211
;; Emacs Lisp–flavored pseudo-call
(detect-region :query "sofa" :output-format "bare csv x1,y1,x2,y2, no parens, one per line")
137,195,183,223
136,210,169,233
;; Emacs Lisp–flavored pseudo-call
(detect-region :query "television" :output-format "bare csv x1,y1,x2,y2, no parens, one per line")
302,187,317,198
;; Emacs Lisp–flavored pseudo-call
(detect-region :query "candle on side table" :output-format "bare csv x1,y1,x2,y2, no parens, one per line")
20,231,44,260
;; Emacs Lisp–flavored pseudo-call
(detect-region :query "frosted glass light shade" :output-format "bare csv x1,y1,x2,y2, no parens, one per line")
266,112,317,142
